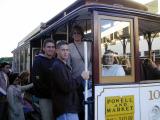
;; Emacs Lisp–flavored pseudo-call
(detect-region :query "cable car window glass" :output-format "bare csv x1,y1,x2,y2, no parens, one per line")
139,20,160,81
100,19,132,77
20,49,24,72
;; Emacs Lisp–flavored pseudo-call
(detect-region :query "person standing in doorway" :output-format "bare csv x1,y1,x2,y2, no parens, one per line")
31,38,56,120
68,25,92,120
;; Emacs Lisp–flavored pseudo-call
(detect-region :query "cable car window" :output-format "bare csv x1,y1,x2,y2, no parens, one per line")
100,19,132,77
20,49,25,72
139,20,160,81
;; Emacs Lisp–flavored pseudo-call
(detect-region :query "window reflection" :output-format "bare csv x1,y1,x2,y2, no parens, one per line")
100,19,132,76
139,20,160,80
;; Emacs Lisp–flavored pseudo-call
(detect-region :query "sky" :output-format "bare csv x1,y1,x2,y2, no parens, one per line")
0,0,153,57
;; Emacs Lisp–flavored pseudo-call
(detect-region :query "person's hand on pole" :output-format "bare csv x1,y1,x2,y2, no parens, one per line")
81,71,90,80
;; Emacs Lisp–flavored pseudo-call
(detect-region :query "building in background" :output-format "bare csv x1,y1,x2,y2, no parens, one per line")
145,0,160,14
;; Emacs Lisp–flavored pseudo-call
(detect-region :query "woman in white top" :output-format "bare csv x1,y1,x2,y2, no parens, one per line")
7,71,33,120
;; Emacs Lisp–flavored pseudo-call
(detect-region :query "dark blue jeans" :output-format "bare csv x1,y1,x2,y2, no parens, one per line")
57,113,79,120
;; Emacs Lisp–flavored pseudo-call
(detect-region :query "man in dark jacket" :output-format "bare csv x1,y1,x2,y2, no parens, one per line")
31,38,55,120
50,40,89,120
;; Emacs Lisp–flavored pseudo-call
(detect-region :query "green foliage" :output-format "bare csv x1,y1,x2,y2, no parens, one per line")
0,57,13,64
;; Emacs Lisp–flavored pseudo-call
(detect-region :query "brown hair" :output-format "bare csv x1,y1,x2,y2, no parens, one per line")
19,71,29,80
72,25,84,38
14,71,30,85
43,38,55,48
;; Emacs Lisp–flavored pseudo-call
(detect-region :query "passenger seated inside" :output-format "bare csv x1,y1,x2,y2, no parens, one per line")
102,50,125,76
142,58,160,80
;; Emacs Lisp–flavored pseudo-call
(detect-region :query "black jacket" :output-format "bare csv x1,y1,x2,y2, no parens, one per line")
31,54,54,98
145,67,160,80
50,58,84,117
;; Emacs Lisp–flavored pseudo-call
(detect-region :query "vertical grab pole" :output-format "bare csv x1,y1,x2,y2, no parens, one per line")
84,41,88,120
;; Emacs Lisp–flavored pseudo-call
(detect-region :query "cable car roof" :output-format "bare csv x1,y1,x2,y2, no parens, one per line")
46,0,148,27
16,0,160,46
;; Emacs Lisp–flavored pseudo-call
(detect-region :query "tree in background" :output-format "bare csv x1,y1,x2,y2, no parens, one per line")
0,57,13,64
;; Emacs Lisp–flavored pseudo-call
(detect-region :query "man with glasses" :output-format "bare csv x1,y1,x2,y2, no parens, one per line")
102,50,125,76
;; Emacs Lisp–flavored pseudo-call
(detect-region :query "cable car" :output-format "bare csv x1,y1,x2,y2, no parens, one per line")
12,0,160,120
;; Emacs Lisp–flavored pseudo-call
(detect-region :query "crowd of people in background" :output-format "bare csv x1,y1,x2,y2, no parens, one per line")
0,62,34,120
